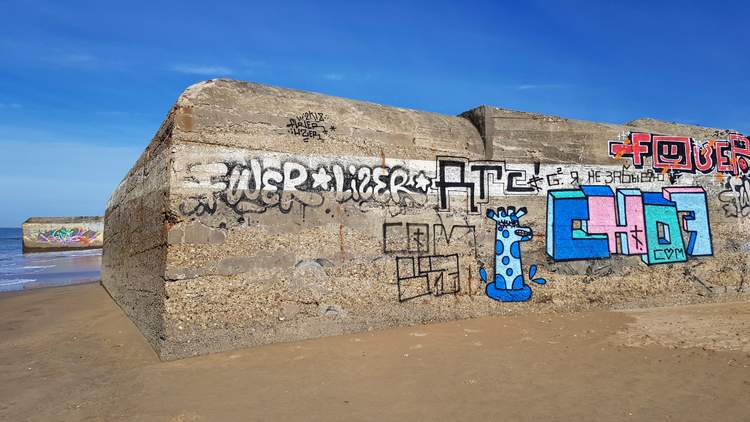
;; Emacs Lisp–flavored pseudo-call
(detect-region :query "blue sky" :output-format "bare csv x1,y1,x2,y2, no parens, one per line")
0,0,748,226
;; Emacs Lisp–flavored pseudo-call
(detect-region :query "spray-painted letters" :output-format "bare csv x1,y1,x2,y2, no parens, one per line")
434,157,542,213
179,159,432,217
719,174,750,217
287,111,334,142
546,186,712,265
609,132,750,176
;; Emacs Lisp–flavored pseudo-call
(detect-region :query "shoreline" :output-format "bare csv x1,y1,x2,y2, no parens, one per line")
0,245,102,293
1,277,100,295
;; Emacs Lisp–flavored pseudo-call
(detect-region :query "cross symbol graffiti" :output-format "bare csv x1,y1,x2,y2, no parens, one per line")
412,228,426,252
630,225,644,248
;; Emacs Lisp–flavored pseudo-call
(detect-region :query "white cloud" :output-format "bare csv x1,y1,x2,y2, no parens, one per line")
61,53,96,64
95,110,129,116
45,53,99,68
239,59,266,67
170,64,234,76
516,84,567,91
323,73,345,81
42,52,131,71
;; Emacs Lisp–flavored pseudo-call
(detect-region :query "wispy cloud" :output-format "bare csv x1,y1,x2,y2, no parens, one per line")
95,110,150,118
43,52,99,68
0,103,22,109
95,110,129,116
239,59,266,68
39,50,131,71
60,53,96,65
170,64,234,76
323,72,345,81
515,83,568,91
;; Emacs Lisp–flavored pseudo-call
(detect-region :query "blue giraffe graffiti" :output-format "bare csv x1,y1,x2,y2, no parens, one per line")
479,206,546,302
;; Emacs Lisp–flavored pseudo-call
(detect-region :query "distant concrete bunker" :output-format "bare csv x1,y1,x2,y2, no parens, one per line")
102,79,749,360
22,217,103,253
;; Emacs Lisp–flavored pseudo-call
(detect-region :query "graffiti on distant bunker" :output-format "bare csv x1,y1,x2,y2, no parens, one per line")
34,227,100,245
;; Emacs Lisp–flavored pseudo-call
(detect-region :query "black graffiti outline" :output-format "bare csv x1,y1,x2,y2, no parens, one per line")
395,254,460,303
435,156,479,213
382,222,430,254
718,173,750,217
180,158,432,218
286,111,332,142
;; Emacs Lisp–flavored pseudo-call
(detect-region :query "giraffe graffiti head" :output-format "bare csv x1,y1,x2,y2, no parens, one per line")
480,206,545,302
488,206,532,243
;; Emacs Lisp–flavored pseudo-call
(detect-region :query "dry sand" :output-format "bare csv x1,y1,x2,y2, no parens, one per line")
1,283,749,422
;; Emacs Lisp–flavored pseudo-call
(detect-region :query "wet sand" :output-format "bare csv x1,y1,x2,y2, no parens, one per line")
1,283,748,422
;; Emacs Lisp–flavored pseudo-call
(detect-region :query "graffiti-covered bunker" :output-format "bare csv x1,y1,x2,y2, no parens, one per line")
23,216,104,253
103,79,749,360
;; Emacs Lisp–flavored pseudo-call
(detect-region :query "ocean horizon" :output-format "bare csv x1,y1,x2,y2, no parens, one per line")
0,227,101,293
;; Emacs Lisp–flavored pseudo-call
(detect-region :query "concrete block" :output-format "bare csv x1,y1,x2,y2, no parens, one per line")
22,216,103,253
103,79,750,359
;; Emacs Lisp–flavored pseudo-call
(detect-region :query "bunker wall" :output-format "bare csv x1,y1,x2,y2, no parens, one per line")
101,111,175,351
104,79,750,359
22,217,104,253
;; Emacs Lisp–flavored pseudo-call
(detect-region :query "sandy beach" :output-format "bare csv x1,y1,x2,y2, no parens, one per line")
1,282,748,422
4,2,750,421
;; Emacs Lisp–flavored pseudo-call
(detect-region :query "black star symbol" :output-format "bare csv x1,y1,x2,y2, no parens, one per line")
329,125,336,132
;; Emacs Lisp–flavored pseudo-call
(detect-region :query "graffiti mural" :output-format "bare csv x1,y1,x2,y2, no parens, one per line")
434,157,542,213
178,149,686,221
178,154,560,219
479,207,545,302
546,186,712,265
176,144,730,306
35,227,100,245
179,159,433,217
609,132,750,176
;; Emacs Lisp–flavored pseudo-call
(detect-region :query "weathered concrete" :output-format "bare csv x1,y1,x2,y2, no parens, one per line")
22,217,103,253
103,79,750,360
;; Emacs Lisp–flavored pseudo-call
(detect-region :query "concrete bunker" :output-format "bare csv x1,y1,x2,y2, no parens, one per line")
102,79,749,360
22,216,104,253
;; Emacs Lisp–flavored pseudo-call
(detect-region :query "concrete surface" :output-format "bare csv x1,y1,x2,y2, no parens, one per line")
102,79,750,359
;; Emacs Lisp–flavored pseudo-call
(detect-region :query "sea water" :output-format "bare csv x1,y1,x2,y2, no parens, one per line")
0,227,101,292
